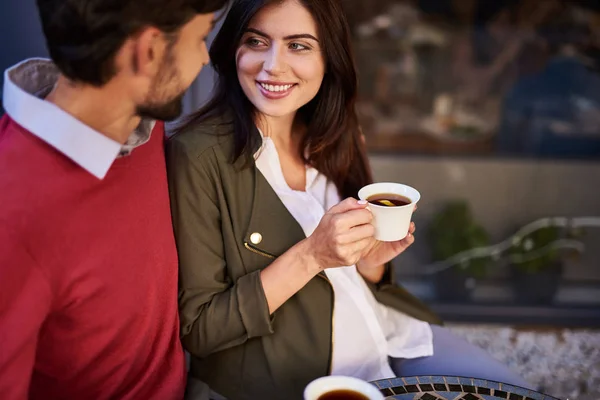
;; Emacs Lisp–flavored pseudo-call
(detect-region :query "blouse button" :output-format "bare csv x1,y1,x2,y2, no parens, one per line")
250,232,263,245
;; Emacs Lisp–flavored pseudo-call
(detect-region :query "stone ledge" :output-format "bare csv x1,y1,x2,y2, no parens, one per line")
449,323,600,400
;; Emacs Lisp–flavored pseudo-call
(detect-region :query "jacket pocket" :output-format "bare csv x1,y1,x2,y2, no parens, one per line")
243,242,276,260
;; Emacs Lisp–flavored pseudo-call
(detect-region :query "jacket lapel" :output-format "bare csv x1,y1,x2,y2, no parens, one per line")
242,166,306,259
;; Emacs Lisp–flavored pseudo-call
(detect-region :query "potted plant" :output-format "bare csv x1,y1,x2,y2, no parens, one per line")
509,224,584,305
428,200,491,302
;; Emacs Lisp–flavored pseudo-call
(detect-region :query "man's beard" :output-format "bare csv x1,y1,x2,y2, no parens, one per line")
136,91,185,122
136,49,186,122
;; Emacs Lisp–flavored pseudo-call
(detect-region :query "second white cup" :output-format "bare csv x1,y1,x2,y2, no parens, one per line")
303,376,384,400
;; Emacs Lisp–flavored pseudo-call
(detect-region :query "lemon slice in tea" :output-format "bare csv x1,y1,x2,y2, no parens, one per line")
378,199,396,207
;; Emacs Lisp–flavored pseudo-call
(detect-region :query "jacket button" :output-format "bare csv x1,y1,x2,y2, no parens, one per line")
250,232,263,245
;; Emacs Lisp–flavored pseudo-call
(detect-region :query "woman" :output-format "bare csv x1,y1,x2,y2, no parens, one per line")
167,1,532,399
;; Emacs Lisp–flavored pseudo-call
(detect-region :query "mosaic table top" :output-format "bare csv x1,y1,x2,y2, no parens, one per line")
370,376,561,400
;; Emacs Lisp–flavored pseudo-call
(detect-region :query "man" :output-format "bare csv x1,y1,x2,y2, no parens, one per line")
0,0,227,398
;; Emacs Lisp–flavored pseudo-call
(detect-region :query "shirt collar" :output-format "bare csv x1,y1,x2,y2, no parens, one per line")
2,58,154,179
254,128,319,191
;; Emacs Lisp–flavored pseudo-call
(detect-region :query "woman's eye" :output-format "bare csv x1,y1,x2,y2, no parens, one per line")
246,38,265,47
290,42,309,51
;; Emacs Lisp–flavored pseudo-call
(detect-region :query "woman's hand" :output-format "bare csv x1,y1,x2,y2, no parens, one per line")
260,197,375,314
356,204,417,283
304,197,375,271
357,222,416,272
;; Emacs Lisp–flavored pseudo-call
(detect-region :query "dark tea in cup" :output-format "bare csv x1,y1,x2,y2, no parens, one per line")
317,390,369,400
304,376,384,400
366,193,411,207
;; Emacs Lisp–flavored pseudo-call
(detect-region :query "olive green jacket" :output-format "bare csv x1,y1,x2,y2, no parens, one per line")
166,118,441,400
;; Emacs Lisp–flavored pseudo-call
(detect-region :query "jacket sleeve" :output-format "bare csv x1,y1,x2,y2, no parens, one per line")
166,139,274,358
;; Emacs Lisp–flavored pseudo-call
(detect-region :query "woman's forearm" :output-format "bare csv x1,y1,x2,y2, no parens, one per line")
260,238,323,314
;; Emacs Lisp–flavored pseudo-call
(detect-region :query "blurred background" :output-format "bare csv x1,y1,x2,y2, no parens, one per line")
343,2,600,397
1,0,598,398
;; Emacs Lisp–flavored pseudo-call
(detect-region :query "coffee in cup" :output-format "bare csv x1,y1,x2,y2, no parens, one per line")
304,376,384,400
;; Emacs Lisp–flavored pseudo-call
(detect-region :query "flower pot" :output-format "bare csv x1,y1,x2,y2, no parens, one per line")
434,267,477,303
510,262,563,305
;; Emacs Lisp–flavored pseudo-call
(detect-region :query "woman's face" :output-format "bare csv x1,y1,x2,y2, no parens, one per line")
236,0,326,119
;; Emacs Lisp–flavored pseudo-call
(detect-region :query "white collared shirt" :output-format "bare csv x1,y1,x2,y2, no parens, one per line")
2,58,155,179
254,134,433,382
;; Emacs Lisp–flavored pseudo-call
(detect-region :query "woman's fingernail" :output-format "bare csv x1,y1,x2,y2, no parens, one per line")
358,200,368,205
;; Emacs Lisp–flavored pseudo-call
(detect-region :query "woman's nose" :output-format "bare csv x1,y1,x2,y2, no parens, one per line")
262,46,286,75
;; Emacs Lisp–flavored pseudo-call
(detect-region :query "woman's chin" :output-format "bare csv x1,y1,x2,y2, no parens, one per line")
254,105,298,119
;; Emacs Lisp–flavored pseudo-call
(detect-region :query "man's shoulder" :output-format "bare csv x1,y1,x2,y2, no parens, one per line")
0,115,78,221
0,115,42,186
0,114,25,144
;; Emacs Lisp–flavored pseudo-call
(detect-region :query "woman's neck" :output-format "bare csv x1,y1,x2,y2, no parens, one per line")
257,112,308,191
257,113,304,155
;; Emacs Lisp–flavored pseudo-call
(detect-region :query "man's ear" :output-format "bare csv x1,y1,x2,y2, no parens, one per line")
129,27,166,77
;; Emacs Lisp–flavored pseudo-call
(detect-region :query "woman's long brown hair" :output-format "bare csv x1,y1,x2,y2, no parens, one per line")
175,0,373,198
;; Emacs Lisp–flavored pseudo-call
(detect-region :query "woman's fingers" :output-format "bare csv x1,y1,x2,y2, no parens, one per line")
338,223,375,244
350,237,376,260
394,229,416,250
328,197,366,214
331,208,372,231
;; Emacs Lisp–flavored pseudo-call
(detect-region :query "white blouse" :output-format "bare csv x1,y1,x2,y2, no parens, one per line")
254,135,433,382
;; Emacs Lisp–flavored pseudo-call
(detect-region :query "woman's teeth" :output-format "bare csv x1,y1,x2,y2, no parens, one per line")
259,83,294,92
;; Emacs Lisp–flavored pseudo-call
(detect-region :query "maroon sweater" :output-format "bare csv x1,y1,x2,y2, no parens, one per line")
0,116,185,399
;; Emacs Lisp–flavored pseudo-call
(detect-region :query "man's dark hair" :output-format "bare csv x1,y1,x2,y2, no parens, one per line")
36,0,228,86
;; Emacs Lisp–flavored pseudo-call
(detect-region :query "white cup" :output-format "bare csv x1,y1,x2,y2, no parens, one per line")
303,376,384,400
358,182,420,242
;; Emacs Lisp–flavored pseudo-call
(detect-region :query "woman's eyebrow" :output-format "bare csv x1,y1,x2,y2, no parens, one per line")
245,28,319,42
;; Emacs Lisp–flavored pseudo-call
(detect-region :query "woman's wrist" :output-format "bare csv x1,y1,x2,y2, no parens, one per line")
356,261,386,284
259,238,327,314
294,238,326,278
